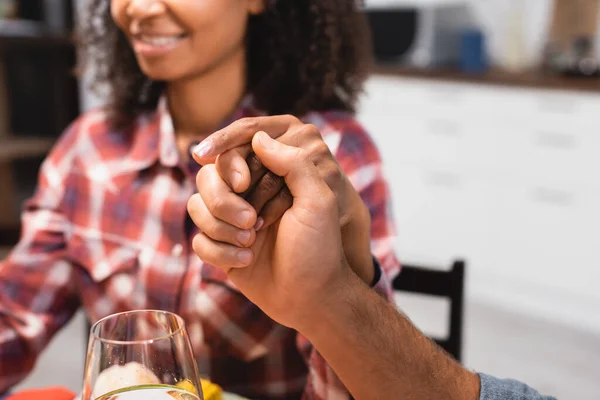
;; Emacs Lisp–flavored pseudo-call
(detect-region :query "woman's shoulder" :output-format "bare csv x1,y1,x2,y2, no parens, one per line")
46,108,112,158
59,108,113,148
46,108,158,177
67,107,147,139
60,108,155,152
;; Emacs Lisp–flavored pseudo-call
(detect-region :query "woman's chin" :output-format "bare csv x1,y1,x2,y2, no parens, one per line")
138,67,184,82
138,62,208,83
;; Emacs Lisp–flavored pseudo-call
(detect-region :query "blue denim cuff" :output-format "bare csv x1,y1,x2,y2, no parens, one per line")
479,373,557,400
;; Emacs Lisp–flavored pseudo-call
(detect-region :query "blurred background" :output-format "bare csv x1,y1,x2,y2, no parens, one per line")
1,0,599,399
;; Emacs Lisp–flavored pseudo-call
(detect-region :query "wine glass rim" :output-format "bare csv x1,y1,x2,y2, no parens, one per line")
91,309,185,345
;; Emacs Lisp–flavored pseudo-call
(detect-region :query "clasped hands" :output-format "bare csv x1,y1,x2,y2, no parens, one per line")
187,115,373,329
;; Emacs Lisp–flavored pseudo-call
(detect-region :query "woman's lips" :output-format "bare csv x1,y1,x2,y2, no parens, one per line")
132,33,187,57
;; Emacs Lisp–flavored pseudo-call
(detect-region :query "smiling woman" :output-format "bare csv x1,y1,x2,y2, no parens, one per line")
79,0,372,128
110,0,253,79
0,1,402,399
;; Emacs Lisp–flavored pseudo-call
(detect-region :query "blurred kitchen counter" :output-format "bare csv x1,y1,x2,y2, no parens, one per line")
372,64,600,94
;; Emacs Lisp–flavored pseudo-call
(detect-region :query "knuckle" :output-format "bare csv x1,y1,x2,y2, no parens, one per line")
207,218,222,238
327,164,344,183
311,140,331,158
207,195,226,216
258,173,283,194
211,132,227,150
268,188,293,213
294,124,321,147
246,153,263,172
261,189,292,223
302,123,320,137
236,117,259,133
278,186,292,202
284,114,299,123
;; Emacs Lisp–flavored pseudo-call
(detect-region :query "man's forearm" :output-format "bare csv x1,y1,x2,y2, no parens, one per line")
299,268,480,400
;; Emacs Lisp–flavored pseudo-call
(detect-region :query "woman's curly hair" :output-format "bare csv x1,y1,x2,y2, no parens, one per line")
79,0,372,128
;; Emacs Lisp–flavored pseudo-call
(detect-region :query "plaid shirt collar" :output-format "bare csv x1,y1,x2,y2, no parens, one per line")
126,95,260,174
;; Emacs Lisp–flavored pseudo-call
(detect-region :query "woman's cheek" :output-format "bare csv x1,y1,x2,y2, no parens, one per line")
110,0,129,32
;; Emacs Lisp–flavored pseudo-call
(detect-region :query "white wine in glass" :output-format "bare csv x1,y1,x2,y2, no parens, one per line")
82,310,204,400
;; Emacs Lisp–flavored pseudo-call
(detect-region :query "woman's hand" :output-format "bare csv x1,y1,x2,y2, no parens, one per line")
189,132,353,330
192,115,374,284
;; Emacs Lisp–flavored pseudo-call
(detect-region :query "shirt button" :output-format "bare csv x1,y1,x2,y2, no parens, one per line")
172,244,184,257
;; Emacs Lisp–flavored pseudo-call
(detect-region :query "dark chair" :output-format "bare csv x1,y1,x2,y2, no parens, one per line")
392,260,466,362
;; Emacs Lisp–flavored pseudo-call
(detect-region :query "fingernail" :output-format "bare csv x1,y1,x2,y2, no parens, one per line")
237,210,252,227
257,131,275,150
193,141,213,158
237,249,253,265
254,217,264,231
231,171,242,191
237,230,252,245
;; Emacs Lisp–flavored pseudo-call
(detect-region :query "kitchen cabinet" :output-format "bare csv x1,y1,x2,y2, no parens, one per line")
359,73,600,332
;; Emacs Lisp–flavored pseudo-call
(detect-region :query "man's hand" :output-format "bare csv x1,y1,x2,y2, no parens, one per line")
191,115,374,285
189,132,481,400
188,132,352,330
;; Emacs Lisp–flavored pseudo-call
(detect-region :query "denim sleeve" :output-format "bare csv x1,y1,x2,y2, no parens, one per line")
479,373,557,400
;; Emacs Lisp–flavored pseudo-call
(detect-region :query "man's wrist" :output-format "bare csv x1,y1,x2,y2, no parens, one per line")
346,250,375,285
342,205,374,284
338,182,373,284
295,265,368,340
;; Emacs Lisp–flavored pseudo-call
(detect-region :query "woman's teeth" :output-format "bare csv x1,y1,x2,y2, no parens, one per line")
139,35,183,46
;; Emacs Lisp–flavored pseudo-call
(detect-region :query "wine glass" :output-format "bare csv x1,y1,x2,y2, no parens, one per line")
82,310,203,400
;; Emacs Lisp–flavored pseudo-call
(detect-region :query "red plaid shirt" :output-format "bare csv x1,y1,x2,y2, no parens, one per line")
0,98,400,399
